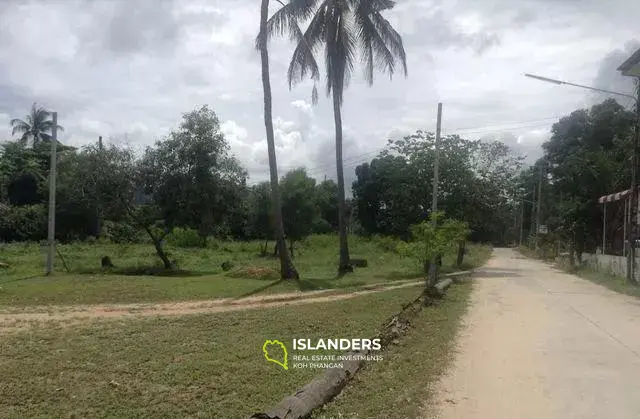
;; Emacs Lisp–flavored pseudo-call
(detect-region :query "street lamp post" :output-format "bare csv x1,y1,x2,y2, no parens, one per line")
525,72,640,282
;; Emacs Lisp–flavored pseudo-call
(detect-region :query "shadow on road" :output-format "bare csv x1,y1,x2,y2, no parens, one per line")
473,268,522,279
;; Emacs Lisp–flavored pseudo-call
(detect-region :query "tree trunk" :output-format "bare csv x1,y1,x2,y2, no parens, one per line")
332,85,351,276
456,240,465,267
143,225,172,269
258,0,299,281
289,239,294,259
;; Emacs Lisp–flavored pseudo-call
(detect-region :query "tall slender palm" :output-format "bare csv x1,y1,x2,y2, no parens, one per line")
10,103,64,148
257,0,299,280
267,0,408,275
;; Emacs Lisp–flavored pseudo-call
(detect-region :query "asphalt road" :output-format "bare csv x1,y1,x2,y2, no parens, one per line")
428,247,640,419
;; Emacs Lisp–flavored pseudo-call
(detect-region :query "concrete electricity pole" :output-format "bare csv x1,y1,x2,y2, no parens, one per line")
46,112,58,275
535,162,543,250
428,103,443,287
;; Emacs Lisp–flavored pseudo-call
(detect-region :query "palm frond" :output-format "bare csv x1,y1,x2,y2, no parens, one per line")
324,0,356,103
369,10,407,77
10,118,29,136
286,3,326,88
256,0,318,50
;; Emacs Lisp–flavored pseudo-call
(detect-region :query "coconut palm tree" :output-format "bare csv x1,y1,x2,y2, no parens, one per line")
267,0,408,275
10,103,64,148
257,0,300,280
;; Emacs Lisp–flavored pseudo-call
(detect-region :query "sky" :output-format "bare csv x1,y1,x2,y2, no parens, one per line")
0,0,638,188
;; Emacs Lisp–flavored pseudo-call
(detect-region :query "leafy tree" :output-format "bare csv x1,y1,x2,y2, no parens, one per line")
10,103,64,147
537,98,635,260
353,131,523,243
257,0,299,280
247,181,275,253
280,168,318,256
268,0,408,275
138,105,247,246
315,179,339,231
399,212,469,289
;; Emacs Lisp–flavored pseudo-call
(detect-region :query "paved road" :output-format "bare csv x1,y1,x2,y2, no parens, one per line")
429,248,640,419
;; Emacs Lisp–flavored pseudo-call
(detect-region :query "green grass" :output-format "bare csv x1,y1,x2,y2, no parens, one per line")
569,266,640,299
312,281,472,419
0,235,491,306
0,286,434,418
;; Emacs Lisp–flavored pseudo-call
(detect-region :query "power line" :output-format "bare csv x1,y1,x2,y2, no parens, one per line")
246,116,559,185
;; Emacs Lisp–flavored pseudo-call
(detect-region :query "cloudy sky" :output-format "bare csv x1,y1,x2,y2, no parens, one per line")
0,0,638,187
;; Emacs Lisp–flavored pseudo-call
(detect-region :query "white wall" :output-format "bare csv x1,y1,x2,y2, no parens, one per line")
581,253,640,281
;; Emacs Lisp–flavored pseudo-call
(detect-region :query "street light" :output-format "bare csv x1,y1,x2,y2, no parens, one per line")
525,70,640,282
524,73,637,102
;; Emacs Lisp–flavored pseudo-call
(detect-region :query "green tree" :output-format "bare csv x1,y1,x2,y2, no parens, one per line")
268,0,408,275
247,181,274,253
10,103,64,147
257,0,299,280
139,105,247,246
399,212,469,292
315,179,339,231
280,168,319,256
538,98,635,260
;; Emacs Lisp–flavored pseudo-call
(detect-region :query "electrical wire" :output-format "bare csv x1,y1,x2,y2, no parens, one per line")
246,116,559,185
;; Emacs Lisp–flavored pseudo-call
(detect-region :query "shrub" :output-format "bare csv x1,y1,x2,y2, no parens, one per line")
165,227,204,248
372,235,400,254
103,221,142,244
311,218,333,234
0,204,47,242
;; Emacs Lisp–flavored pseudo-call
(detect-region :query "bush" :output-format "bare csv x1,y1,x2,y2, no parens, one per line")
165,227,204,248
0,204,47,242
372,235,400,254
311,218,333,234
103,221,142,244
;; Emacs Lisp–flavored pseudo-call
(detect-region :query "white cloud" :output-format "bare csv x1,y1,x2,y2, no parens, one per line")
0,0,639,187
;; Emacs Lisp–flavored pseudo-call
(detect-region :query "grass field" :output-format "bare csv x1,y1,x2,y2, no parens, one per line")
0,285,446,418
0,235,491,306
313,281,472,419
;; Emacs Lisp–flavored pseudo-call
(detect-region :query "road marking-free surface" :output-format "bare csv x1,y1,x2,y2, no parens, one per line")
428,248,640,419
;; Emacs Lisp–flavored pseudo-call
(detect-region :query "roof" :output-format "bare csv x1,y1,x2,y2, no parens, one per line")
598,187,640,204
617,47,640,77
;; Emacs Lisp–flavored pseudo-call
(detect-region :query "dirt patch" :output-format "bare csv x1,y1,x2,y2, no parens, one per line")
0,280,424,333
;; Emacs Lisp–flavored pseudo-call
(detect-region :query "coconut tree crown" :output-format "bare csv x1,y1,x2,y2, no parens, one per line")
10,102,64,147
263,0,408,104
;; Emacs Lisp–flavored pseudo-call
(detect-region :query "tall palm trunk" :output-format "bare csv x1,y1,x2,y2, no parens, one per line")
259,0,299,280
332,85,351,275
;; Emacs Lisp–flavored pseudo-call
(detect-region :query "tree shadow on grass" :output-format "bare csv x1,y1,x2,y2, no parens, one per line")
73,266,219,277
233,279,285,300
0,274,42,285
297,277,367,291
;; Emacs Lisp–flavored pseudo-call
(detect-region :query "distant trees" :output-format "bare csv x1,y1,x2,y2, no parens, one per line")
531,98,636,259
280,168,318,256
352,132,524,243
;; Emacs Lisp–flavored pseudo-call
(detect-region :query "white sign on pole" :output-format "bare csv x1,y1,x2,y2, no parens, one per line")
538,225,548,234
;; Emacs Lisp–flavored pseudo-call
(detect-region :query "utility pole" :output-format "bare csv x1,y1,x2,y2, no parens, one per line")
519,199,524,246
46,112,58,275
530,183,536,242
628,79,640,283
428,103,443,287
535,162,543,251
